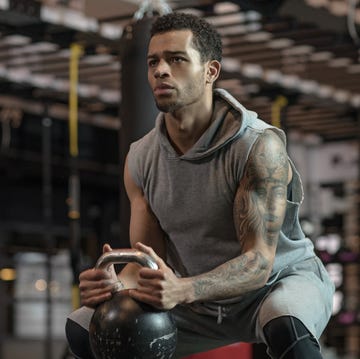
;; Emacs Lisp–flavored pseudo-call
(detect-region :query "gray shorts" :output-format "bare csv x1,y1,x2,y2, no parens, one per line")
68,256,334,358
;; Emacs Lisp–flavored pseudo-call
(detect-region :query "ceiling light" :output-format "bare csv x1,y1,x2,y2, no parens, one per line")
348,64,360,73
31,41,59,52
298,79,319,94
282,45,314,56
41,5,98,32
53,79,68,92
58,49,71,57
100,23,123,40
221,57,241,72
351,94,360,107
318,85,334,98
281,75,300,89
246,11,262,22
268,38,294,49
244,31,271,42
100,90,120,103
243,83,260,93
328,1,348,16
7,54,41,65
310,51,333,61
0,0,9,10
78,84,100,97
7,68,30,82
329,57,352,67
62,9,98,32
217,25,249,36
305,0,328,8
241,63,263,78
252,96,270,105
333,89,350,103
213,2,240,14
82,54,114,65
41,5,63,24
8,42,58,56
246,22,263,32
216,78,242,87
29,74,54,88
207,13,247,26
1,35,31,46
264,69,282,84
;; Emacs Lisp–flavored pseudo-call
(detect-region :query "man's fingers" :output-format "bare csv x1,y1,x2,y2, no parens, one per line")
81,291,112,307
137,277,163,290
128,289,161,309
138,267,164,280
135,242,166,268
103,243,112,253
79,268,112,282
79,280,115,306
79,278,114,291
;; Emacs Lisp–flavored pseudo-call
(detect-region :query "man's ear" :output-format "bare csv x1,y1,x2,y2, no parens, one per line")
206,60,221,84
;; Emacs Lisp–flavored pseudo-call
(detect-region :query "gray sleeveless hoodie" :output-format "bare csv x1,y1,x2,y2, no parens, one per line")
128,88,315,287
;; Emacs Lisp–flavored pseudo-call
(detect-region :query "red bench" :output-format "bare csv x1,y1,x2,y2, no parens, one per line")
184,343,252,358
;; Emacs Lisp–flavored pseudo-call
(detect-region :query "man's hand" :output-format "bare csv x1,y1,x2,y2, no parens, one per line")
129,242,189,310
79,244,118,308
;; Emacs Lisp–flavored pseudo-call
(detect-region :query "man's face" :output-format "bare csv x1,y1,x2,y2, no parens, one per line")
147,30,208,113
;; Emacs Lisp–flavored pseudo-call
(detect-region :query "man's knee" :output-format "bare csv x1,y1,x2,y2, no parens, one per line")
65,318,95,359
263,316,322,359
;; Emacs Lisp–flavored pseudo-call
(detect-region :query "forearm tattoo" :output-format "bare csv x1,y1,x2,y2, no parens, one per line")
191,131,289,302
193,251,269,299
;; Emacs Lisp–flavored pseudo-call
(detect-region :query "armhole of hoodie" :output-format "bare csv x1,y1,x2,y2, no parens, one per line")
287,158,305,205
126,142,143,189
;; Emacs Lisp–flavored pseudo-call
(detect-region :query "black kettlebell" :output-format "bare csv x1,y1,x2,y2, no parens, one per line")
89,249,177,359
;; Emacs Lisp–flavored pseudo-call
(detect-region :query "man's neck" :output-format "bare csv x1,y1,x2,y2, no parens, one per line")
164,98,214,155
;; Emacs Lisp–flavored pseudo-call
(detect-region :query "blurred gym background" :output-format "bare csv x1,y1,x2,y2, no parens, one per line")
0,0,359,358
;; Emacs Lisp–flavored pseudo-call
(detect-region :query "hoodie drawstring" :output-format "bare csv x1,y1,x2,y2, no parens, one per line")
217,305,223,324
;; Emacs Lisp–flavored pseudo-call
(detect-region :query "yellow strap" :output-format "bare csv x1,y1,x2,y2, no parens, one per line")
71,285,81,310
271,95,288,129
69,43,83,157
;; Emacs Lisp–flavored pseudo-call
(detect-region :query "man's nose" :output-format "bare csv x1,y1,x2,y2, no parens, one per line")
154,60,170,78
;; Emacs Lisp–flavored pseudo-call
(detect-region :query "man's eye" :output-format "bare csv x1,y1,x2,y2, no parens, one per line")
148,60,158,67
171,57,184,63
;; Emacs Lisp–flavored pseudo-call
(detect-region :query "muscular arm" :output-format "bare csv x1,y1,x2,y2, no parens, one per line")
118,156,167,288
187,130,290,302
78,156,167,308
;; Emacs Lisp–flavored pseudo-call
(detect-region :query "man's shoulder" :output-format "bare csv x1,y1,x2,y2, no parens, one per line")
129,128,157,153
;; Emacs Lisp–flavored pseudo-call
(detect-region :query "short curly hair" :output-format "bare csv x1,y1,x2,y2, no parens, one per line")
150,12,222,63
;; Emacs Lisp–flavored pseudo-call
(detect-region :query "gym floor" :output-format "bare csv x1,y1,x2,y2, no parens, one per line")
2,338,69,359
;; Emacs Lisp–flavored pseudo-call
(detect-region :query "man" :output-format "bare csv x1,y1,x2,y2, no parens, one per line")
66,12,334,359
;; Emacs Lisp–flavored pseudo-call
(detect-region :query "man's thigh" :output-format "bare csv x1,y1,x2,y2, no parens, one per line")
67,306,94,330
171,292,269,358
171,305,240,358
257,257,334,342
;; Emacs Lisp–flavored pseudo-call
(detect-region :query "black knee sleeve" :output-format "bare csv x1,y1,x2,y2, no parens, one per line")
263,316,322,359
65,318,95,359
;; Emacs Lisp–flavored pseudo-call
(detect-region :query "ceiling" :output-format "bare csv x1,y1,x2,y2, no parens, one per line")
0,0,359,142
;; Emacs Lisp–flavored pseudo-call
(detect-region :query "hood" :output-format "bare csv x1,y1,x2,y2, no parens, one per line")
156,88,260,160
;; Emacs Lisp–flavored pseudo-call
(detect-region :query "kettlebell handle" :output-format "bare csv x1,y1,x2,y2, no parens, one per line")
95,248,159,270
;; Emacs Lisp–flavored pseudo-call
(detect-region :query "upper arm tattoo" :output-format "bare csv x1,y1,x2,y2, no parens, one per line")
234,131,289,249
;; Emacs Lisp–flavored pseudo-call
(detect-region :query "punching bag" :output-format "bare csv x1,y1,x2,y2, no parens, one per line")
118,16,159,245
